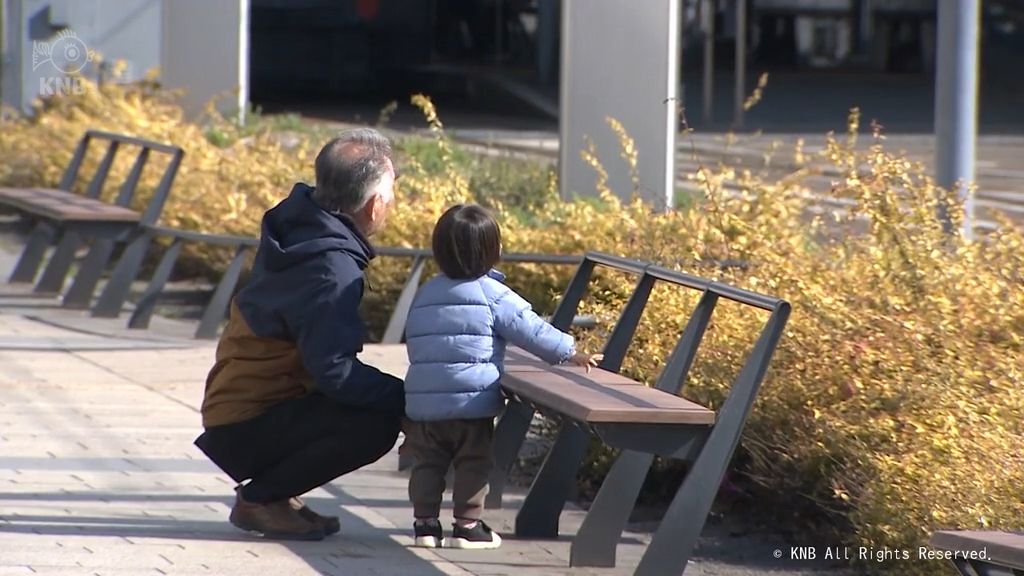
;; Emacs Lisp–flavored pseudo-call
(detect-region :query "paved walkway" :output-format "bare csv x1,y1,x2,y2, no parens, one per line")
0,232,848,576
0,321,641,576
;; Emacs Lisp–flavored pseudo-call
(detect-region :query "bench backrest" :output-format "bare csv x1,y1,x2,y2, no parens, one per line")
57,130,185,225
550,252,790,413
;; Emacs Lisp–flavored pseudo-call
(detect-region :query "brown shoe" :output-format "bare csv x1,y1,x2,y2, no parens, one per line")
229,491,325,541
290,497,341,536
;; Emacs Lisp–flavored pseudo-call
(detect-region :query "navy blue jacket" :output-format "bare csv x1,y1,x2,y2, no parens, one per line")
201,183,404,426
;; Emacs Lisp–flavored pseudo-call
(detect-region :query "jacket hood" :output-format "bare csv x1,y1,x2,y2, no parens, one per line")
259,183,375,271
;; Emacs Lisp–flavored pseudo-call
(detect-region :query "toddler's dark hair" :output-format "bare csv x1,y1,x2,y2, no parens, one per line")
431,204,501,279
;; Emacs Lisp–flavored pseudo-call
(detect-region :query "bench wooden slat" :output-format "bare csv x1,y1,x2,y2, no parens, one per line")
930,530,1024,568
504,350,643,386
0,188,140,223
501,352,715,425
502,371,715,425
503,347,714,424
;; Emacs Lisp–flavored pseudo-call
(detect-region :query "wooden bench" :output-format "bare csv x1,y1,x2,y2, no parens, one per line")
930,530,1024,575
1,130,184,310
486,252,790,576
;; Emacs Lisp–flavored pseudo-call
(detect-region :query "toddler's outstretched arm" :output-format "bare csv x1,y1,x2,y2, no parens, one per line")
492,289,576,365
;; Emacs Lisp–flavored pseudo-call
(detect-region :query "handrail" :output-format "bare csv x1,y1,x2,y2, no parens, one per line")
84,130,184,156
102,226,771,342
378,245,582,265
113,227,591,340
146,225,259,247
645,262,784,311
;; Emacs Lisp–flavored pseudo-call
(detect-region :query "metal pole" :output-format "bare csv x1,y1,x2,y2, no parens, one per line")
557,0,573,201
733,0,746,128
238,0,250,125
537,0,559,85
495,0,504,64
858,0,873,54
703,0,715,123
665,0,681,210
934,0,979,240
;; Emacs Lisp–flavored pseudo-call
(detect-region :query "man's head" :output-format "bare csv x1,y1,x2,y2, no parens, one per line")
312,128,396,236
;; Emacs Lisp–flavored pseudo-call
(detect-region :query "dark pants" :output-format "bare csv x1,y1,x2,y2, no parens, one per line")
194,392,401,503
405,418,494,521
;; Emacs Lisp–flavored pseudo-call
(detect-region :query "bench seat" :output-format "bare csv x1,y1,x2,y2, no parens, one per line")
503,351,715,425
0,187,140,223
930,530,1024,573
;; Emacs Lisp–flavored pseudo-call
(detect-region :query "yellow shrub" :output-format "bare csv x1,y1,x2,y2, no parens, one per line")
2,81,1023,575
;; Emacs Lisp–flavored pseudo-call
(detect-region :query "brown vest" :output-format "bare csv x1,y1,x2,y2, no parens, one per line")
201,301,315,427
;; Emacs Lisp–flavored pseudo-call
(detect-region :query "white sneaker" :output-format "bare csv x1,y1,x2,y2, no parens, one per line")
413,519,444,548
447,520,502,550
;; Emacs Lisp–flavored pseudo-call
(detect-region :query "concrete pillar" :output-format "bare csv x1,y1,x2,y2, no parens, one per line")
933,0,979,239
559,0,680,209
161,0,249,123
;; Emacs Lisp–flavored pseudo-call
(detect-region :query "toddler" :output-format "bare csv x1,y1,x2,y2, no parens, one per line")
403,204,601,549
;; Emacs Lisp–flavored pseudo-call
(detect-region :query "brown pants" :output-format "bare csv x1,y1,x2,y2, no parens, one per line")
405,418,493,520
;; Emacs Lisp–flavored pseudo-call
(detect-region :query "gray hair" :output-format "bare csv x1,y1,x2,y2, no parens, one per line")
312,128,394,214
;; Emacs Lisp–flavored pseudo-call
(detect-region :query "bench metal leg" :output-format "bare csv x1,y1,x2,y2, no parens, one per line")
515,422,590,538
128,239,182,330
950,559,980,576
570,450,654,567
92,233,153,318
633,437,724,576
33,232,80,294
635,306,790,576
952,559,1017,576
569,291,721,565
485,399,534,509
8,223,56,284
195,245,249,339
62,239,116,308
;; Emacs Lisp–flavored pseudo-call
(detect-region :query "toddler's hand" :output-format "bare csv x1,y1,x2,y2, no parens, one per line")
569,352,604,373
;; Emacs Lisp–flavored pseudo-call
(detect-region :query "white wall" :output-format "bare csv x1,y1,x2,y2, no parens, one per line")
1,0,24,110
558,0,680,208
2,0,162,112
161,0,249,122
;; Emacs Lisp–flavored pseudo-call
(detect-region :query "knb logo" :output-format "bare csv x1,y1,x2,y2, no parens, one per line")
32,30,95,96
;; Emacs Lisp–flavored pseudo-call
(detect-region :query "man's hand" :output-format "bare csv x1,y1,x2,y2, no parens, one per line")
569,352,604,373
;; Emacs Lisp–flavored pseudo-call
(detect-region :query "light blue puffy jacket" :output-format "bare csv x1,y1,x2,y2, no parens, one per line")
404,269,576,422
